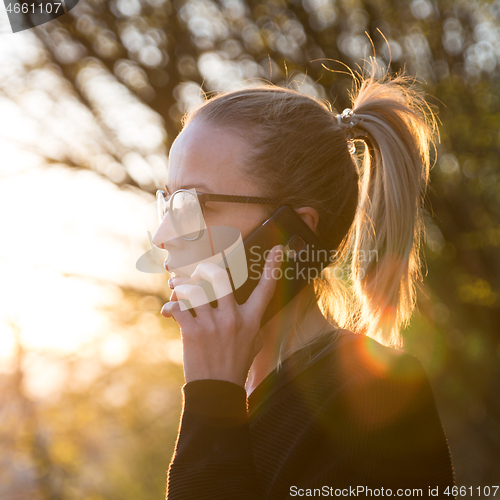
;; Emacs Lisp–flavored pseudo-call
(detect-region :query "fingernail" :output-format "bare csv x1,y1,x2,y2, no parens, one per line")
168,277,174,289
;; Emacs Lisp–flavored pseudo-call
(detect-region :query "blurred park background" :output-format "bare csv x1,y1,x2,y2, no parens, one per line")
0,0,499,498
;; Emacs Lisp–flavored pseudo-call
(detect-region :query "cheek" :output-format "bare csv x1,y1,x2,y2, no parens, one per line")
203,209,239,229
234,207,273,240
203,206,269,238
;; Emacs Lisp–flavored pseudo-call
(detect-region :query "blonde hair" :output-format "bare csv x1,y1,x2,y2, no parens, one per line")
182,65,437,352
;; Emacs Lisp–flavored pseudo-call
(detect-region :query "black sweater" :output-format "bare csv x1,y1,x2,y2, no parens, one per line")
166,330,455,499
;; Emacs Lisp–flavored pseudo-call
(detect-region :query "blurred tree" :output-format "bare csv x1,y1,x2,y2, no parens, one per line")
0,289,185,500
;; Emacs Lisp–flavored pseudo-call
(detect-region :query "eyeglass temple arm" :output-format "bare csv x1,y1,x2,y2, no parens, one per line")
198,194,281,205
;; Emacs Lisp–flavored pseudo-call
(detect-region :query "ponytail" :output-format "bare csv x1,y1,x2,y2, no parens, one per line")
338,69,437,347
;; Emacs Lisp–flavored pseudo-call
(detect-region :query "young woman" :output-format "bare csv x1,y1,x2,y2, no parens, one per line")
153,68,455,499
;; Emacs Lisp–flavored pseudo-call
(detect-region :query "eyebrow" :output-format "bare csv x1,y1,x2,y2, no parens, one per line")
164,183,212,193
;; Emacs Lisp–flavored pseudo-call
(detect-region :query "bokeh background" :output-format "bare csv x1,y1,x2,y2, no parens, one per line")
1,0,499,498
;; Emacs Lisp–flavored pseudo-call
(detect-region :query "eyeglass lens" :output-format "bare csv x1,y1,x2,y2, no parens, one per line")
158,190,205,240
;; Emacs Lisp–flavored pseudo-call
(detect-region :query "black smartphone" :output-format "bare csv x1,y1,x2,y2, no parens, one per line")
222,205,331,327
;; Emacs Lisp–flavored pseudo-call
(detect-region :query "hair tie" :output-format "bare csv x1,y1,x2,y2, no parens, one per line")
336,108,356,155
336,108,354,127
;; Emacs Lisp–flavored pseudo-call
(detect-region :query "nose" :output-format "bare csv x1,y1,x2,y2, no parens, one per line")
152,213,178,250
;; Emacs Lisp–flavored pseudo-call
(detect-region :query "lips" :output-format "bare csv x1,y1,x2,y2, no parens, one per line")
168,276,192,289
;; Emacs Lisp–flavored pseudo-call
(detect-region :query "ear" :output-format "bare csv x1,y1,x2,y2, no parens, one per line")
294,206,320,234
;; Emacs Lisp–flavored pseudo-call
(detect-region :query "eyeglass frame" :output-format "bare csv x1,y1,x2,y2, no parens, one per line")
155,187,282,241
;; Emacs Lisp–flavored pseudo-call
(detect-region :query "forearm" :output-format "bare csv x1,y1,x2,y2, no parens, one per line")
166,380,263,500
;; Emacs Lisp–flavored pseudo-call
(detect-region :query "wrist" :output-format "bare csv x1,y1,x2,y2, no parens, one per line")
184,362,249,388
182,379,248,421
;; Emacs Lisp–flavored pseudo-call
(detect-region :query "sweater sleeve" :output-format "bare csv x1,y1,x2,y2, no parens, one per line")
166,379,263,500
291,354,455,499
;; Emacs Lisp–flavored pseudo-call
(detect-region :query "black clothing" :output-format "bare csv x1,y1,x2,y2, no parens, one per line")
166,330,455,499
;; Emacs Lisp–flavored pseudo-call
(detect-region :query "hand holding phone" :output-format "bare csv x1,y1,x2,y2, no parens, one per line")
172,206,331,327
160,245,284,386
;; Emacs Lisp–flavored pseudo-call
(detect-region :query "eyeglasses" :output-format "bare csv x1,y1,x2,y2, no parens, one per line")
155,187,281,241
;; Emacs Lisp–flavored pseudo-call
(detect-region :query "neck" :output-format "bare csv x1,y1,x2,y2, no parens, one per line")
245,284,334,396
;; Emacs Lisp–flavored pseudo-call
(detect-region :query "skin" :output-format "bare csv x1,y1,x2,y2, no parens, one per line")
152,119,334,394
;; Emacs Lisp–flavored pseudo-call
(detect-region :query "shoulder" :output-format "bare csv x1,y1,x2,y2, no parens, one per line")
308,331,438,430
316,330,428,389
296,332,455,488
